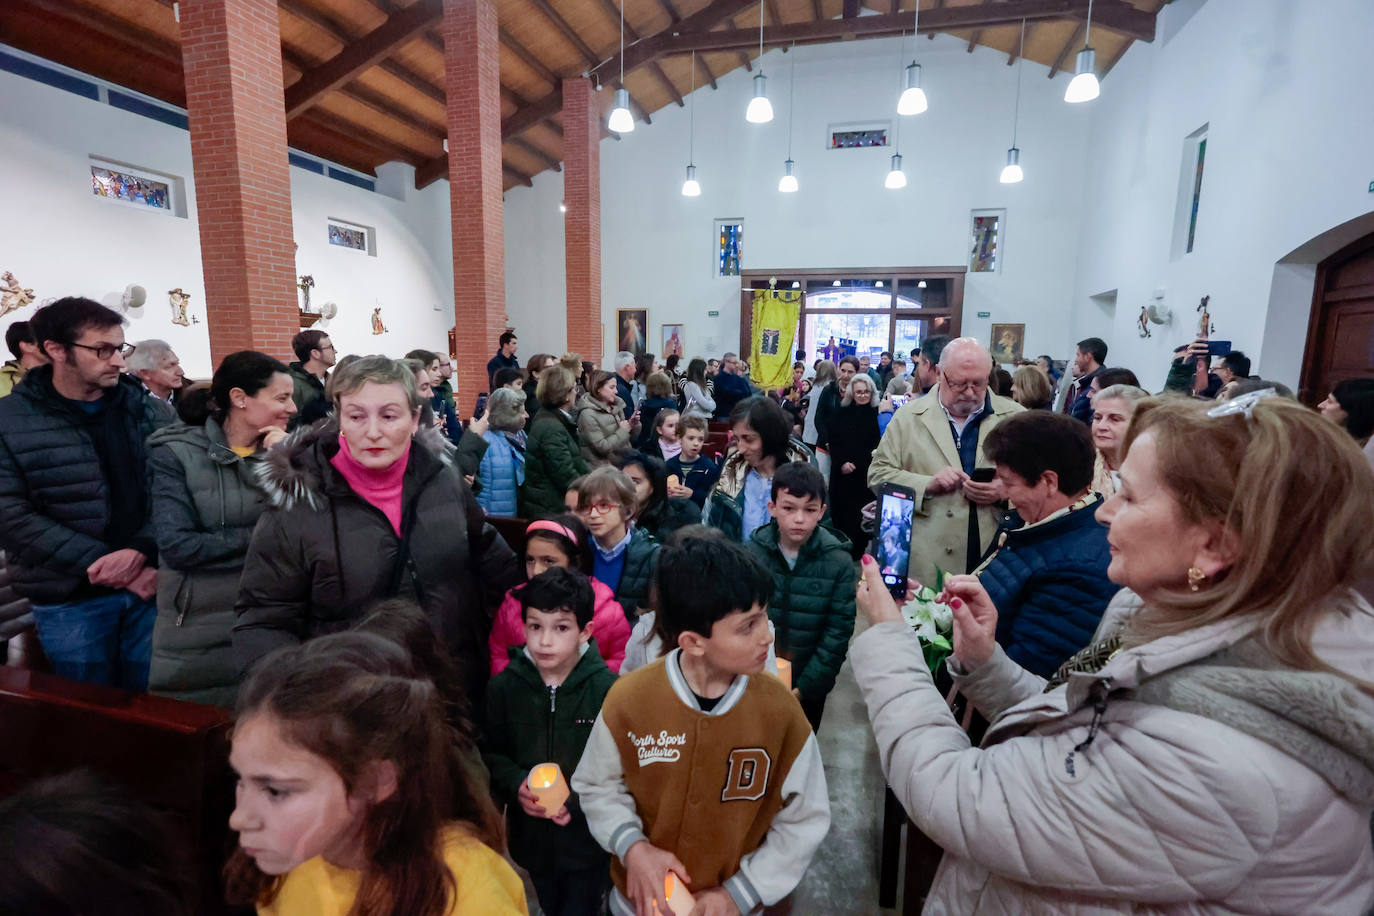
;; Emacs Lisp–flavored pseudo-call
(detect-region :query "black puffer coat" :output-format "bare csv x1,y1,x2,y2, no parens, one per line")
0,552,32,641
233,423,522,700
0,367,174,603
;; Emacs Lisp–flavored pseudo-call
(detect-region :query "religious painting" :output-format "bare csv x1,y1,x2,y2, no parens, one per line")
329,222,367,250
662,324,685,358
716,220,742,277
990,323,1025,365
617,308,648,357
91,166,170,210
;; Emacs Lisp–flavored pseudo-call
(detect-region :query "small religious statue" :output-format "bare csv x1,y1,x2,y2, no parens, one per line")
298,274,315,313
371,307,387,335
168,287,192,326
1196,294,1213,338
0,271,36,318
1138,305,1152,339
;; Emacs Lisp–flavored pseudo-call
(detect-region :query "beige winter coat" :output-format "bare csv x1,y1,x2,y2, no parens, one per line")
575,392,633,465
852,589,1374,914
868,386,1023,584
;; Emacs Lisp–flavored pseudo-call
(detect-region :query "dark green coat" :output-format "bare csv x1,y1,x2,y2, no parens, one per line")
605,526,660,621
748,520,858,702
146,418,270,707
287,362,326,416
520,408,590,519
482,641,617,875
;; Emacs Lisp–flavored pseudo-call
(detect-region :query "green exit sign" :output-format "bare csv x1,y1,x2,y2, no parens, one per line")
977,311,991,318
707,310,720,317
1369,180,1374,193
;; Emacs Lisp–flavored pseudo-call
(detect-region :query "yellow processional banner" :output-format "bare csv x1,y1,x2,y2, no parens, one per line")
749,289,803,389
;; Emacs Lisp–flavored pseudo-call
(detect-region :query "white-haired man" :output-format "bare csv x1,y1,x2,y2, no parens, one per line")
614,350,637,419
869,337,1023,585
126,339,184,403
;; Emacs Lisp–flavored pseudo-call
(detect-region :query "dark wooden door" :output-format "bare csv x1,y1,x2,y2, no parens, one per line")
1301,234,1374,404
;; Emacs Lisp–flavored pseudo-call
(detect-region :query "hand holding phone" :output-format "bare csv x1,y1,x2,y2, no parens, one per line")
875,485,916,601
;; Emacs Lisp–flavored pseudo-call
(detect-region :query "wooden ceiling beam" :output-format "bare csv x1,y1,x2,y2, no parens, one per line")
588,0,684,106
278,0,355,45
655,0,1149,54
283,47,445,139
1048,21,1085,78
695,52,720,90
500,28,561,87
738,51,753,71
767,0,786,27
284,0,443,120
1008,22,1034,64
1099,35,1134,78
504,164,534,188
841,0,860,19
528,0,600,66
301,109,430,166
510,137,563,172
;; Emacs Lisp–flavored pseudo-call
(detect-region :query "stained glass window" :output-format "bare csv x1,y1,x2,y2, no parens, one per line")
91,166,170,210
969,211,1003,273
717,220,742,277
1186,137,1205,254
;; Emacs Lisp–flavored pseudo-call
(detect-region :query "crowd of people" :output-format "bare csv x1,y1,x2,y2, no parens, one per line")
0,296,1372,916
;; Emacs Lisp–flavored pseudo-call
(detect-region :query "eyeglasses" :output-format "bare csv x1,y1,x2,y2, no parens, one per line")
942,377,987,393
581,500,621,516
71,342,135,360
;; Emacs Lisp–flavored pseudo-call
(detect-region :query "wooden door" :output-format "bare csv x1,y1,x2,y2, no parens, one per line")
1300,233,1374,404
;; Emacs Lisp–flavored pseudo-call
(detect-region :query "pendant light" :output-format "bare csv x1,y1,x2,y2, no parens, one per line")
607,0,635,132
1064,0,1100,103
745,1,774,123
1000,20,1025,183
778,44,798,192
885,33,908,189
896,1,927,116
682,52,701,196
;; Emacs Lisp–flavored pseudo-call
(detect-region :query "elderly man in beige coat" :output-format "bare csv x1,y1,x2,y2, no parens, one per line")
868,337,1022,585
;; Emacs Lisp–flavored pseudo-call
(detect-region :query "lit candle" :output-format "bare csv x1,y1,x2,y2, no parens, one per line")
662,871,695,916
775,657,792,689
527,763,569,817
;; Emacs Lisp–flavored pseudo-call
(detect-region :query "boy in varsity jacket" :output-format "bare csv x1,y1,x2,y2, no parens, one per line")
573,532,830,916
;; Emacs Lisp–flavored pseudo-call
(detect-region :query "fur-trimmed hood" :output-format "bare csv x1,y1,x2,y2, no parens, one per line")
256,419,455,511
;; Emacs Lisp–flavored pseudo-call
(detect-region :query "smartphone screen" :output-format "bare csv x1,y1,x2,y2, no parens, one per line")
473,393,489,419
971,467,996,483
1206,340,1233,357
876,487,916,600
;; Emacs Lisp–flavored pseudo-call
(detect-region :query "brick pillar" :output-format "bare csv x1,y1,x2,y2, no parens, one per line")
563,78,601,362
181,0,298,366
444,0,506,403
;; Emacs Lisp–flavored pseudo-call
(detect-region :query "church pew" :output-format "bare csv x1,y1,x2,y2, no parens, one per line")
487,516,530,559
0,666,240,914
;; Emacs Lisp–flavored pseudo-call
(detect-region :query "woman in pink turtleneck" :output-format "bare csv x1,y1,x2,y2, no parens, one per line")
235,356,523,702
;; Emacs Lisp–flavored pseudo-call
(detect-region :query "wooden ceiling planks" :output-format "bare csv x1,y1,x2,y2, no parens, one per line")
5,0,1159,189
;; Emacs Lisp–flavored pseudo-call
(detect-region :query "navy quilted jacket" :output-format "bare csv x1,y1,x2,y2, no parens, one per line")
978,495,1119,678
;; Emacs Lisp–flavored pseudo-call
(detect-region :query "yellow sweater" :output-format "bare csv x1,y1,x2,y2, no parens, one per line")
258,826,527,916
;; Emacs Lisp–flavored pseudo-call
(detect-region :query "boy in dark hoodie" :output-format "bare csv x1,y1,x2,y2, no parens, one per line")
747,462,857,732
482,567,618,915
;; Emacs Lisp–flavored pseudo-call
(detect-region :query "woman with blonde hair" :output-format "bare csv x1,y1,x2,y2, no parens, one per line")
802,360,837,475
852,391,1374,913
1009,364,1053,410
234,356,522,701
522,365,591,518
1090,383,1149,497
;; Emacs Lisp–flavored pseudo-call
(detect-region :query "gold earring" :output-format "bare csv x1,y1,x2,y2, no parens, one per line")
1187,567,1207,592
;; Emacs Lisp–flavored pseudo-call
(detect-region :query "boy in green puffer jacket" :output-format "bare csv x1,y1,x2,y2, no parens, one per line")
748,462,857,732
483,567,618,915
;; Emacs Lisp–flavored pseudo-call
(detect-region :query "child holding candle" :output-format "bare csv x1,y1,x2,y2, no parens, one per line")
487,515,632,675
225,633,526,916
664,415,721,508
482,567,618,916
747,462,858,732
573,533,830,916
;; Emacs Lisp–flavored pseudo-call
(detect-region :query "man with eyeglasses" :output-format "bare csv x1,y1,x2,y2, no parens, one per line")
869,337,1023,586
288,329,336,417
0,297,174,689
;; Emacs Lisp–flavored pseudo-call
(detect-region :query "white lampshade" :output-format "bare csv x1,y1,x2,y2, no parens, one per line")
1064,48,1100,103
999,147,1023,184
608,88,635,132
884,153,907,189
897,63,928,116
681,164,701,197
778,158,798,193
746,73,774,123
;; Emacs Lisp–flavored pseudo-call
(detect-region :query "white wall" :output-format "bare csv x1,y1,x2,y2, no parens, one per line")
0,61,454,379
505,33,1095,365
1072,0,1374,391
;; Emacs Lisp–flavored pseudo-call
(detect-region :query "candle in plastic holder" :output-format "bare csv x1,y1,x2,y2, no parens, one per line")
527,763,569,817
661,871,695,916
775,657,792,689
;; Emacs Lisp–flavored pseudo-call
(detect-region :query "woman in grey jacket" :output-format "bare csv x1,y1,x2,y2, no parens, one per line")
852,394,1374,914
146,352,295,706
576,370,636,465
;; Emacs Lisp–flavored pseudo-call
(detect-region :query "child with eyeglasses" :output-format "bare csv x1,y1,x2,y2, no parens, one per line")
573,467,661,623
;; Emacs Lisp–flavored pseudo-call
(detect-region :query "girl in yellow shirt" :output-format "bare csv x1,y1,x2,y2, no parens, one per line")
224,632,527,916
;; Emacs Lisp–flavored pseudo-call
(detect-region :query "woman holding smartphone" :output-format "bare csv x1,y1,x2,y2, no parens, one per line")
146,351,296,706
